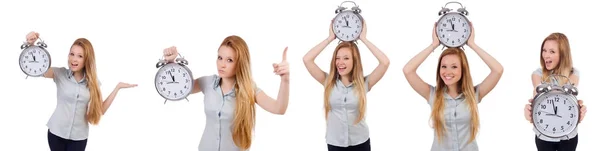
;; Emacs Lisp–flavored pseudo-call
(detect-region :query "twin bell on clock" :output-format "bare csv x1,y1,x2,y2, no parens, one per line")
436,1,471,49
154,53,194,104
532,74,580,138
19,38,52,79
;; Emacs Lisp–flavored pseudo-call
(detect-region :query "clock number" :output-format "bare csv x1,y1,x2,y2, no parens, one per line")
570,113,574,118
355,20,358,23
463,22,466,27
183,73,186,77
537,111,541,115
553,127,556,131
561,126,564,130
44,59,48,63
170,68,175,72
25,56,29,59
162,76,166,79
452,17,455,21
541,105,546,109
539,119,543,123
567,121,571,125
186,79,190,83
180,90,183,94
568,106,573,110
464,29,467,32
554,97,559,102
443,23,447,27
547,100,551,104
162,88,166,91
564,100,566,104
545,124,548,129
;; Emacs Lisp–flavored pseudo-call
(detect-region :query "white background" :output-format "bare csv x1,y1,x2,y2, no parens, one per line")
0,0,597,151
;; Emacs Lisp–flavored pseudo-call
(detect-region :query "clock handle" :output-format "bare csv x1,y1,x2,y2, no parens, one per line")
174,53,189,66
21,37,47,49
441,1,468,16
544,74,574,86
336,1,360,14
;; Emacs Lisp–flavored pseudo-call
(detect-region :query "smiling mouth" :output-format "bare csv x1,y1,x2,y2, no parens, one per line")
443,75,453,80
71,63,79,67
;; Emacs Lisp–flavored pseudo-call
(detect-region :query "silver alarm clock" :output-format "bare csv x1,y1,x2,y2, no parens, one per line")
532,74,580,138
19,39,51,78
332,1,364,42
436,1,471,48
154,53,194,104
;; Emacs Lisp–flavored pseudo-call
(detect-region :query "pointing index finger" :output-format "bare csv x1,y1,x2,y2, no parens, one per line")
282,47,288,61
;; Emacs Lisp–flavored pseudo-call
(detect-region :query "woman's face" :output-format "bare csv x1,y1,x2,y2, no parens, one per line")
68,45,85,72
335,48,353,76
439,54,462,86
216,46,237,78
542,40,560,70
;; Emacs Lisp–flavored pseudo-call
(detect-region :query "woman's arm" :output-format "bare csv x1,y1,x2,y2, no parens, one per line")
257,48,290,114
467,23,504,101
303,21,336,85
403,24,439,101
359,22,390,90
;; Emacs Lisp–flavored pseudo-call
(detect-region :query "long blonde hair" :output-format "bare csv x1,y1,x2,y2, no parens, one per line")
540,33,573,85
220,35,256,150
324,42,366,124
74,38,103,125
431,48,479,143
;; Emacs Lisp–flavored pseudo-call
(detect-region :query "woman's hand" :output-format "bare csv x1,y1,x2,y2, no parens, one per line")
26,31,40,45
163,46,178,63
273,47,289,82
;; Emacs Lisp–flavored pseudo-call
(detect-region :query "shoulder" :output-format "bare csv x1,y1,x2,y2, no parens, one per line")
532,68,543,76
571,67,580,77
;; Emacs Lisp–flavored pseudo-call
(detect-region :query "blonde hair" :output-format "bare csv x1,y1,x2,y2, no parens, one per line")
431,48,479,143
540,33,574,85
220,35,256,150
324,42,366,124
73,38,103,125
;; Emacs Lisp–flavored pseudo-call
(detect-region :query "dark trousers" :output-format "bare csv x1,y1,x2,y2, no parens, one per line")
328,139,371,151
535,135,578,151
47,130,88,151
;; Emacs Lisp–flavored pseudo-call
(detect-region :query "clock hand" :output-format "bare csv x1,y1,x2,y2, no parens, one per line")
552,100,557,114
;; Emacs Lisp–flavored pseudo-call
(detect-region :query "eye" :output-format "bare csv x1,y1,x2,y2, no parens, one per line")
452,65,458,69
441,65,447,68
343,57,349,60
217,56,222,60
227,59,233,62
69,53,74,56
78,55,83,58
550,50,556,54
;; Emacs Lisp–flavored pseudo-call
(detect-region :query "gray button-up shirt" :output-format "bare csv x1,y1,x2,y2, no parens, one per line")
532,68,580,142
427,85,480,151
47,67,100,140
325,74,371,147
197,75,262,151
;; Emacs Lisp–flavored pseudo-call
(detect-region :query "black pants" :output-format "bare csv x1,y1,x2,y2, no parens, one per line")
535,135,578,151
328,139,371,151
47,130,88,151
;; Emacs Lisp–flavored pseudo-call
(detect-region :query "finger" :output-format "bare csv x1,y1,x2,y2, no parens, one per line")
282,47,288,61
529,99,533,103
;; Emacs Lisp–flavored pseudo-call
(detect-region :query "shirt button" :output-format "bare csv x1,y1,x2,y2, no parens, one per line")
218,112,221,117
77,94,79,98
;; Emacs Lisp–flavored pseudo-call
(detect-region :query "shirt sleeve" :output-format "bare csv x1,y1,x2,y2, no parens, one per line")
52,67,67,83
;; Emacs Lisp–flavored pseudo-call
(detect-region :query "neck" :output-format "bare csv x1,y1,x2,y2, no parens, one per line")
446,84,459,97
73,70,85,81
221,76,235,88
340,74,352,85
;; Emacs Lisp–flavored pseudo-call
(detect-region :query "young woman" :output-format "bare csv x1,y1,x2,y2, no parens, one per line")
403,23,503,151
161,35,290,151
25,32,138,151
523,32,588,151
303,20,390,151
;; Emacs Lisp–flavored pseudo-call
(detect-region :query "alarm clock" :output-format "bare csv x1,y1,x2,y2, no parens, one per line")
436,1,471,48
532,74,580,138
154,53,194,104
332,1,363,42
19,39,51,79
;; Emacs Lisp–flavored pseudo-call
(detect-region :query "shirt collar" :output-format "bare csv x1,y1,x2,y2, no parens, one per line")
67,68,87,84
442,86,465,100
212,75,236,96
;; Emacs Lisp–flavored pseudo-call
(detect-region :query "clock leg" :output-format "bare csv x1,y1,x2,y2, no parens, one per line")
185,98,189,102
164,99,168,104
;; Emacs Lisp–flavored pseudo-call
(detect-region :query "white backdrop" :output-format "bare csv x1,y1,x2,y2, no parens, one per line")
0,0,597,151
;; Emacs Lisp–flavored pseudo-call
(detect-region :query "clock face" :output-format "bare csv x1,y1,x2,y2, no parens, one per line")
532,92,579,138
333,11,363,42
19,46,51,77
155,63,194,101
436,13,471,47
